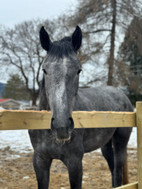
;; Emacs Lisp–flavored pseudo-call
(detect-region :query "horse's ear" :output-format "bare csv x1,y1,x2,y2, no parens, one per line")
39,26,51,51
72,26,82,51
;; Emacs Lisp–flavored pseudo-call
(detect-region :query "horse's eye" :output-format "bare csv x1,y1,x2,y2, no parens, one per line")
42,69,47,75
77,69,82,75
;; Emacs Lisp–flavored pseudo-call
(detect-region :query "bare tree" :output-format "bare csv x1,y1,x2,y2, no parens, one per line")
68,0,141,85
0,19,57,105
0,17,79,105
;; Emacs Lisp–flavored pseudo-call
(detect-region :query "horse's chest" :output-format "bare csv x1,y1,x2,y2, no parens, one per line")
39,140,66,159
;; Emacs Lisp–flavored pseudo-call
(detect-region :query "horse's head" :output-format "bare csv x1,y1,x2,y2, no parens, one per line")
40,26,82,141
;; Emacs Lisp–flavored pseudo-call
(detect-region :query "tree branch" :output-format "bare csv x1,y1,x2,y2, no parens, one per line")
84,29,111,34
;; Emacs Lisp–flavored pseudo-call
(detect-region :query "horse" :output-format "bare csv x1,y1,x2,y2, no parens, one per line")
29,26,133,189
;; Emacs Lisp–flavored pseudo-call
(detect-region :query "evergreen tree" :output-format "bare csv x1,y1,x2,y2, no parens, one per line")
4,74,29,100
116,17,142,104
68,0,141,85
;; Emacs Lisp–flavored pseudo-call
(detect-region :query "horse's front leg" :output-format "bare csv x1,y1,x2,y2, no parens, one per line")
33,152,52,189
63,156,83,189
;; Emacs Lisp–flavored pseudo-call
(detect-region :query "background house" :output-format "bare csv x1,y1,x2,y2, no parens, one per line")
0,99,21,110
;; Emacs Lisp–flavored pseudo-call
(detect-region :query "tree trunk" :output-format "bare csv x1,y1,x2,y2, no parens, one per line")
30,91,39,106
107,0,116,86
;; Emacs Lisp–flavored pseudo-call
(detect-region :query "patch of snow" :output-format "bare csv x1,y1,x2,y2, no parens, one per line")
23,176,30,180
128,127,137,148
83,175,89,179
0,130,33,153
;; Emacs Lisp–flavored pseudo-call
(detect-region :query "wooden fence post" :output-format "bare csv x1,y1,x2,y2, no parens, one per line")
136,102,142,189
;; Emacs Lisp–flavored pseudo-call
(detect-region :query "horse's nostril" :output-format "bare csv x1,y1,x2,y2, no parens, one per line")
51,117,55,130
69,117,74,130
69,117,73,123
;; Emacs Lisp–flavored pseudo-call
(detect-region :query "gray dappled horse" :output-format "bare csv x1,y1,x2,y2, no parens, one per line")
29,26,133,189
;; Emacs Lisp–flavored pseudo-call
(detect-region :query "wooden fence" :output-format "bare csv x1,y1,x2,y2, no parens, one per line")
0,101,142,189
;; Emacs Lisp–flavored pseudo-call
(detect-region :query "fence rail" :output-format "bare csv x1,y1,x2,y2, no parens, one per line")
0,101,142,189
0,110,136,130
116,182,138,189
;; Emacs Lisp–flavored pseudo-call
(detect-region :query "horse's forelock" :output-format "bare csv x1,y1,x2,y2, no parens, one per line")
48,37,75,59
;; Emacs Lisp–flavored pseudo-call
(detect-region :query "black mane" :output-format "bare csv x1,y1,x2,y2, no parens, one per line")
48,37,75,58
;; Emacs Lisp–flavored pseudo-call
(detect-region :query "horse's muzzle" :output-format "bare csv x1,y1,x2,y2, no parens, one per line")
51,117,74,141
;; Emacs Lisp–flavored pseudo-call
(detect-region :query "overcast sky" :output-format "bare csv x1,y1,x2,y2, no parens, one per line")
0,0,78,83
0,0,77,28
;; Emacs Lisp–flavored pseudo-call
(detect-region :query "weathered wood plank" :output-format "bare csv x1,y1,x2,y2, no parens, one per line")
73,111,136,128
115,182,138,189
0,110,136,130
0,110,51,130
136,102,142,189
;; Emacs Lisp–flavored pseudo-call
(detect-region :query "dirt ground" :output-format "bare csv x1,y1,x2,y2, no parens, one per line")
0,148,137,189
